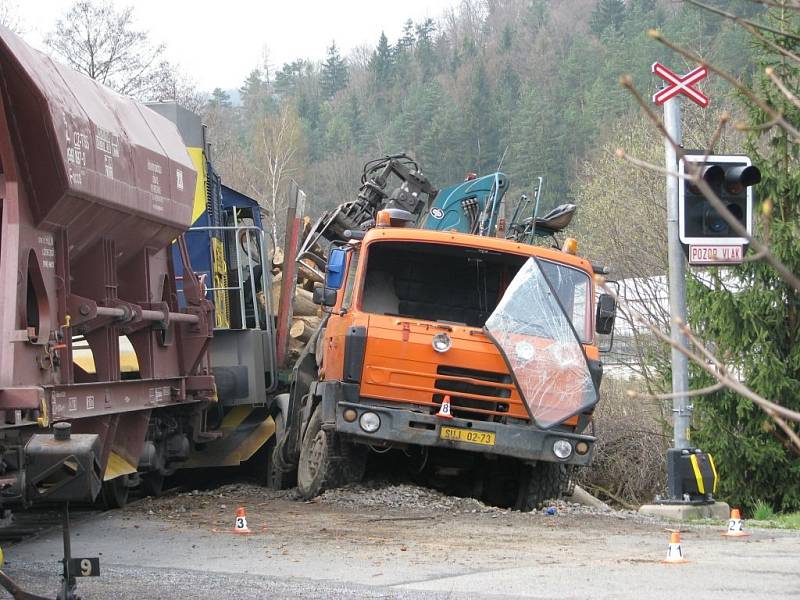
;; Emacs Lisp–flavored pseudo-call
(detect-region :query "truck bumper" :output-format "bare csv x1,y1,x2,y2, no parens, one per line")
319,383,595,465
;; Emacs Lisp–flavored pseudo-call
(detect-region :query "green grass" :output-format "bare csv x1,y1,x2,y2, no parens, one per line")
687,511,800,530
752,500,776,521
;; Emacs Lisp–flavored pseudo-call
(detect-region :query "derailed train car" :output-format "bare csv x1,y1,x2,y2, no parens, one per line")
0,25,278,509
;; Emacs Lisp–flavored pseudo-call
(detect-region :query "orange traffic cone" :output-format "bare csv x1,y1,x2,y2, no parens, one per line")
662,530,688,564
436,395,454,419
722,508,750,538
232,506,252,535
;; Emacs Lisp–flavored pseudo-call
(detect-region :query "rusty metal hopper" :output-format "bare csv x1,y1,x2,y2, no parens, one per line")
0,24,196,262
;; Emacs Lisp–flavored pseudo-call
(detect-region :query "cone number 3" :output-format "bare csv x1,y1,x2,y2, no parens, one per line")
236,517,246,529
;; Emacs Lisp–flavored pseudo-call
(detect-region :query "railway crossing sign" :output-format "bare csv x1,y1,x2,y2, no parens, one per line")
651,62,709,107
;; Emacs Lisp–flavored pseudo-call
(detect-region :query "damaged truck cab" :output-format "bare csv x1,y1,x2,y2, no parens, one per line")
289,212,613,511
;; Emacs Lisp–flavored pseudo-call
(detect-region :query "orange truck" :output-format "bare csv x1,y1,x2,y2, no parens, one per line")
276,210,616,511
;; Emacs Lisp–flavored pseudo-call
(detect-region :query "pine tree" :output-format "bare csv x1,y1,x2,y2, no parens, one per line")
399,19,415,51
208,88,231,109
415,18,436,81
688,8,800,512
369,32,394,87
590,0,626,35
274,60,307,97
321,41,348,100
239,69,272,123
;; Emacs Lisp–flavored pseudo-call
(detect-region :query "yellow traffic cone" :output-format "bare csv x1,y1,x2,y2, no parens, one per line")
722,508,750,538
662,531,688,564
232,506,252,535
436,395,454,419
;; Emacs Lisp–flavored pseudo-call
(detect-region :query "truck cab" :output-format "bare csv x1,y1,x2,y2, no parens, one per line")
290,212,613,510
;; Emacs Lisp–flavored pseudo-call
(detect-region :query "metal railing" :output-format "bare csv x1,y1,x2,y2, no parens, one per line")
181,225,269,328
180,223,277,391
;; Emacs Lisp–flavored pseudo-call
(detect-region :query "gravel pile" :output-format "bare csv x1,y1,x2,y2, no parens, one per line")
131,480,657,523
318,482,494,513
315,481,662,523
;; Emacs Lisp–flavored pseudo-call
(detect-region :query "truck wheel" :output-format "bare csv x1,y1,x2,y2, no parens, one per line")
253,413,294,490
515,461,564,512
297,410,340,499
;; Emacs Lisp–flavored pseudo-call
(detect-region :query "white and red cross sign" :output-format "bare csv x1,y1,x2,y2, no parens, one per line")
651,62,709,108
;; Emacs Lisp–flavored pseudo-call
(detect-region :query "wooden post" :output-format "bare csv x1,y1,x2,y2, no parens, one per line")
275,181,306,369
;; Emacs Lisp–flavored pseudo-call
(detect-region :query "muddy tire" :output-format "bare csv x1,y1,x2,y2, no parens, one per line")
297,410,340,499
253,413,294,490
515,461,564,512
339,442,368,485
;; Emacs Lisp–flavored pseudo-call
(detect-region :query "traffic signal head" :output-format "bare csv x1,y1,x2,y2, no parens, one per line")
679,154,761,245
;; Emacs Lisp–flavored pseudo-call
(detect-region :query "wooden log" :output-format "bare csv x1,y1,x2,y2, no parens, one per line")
287,337,305,362
272,246,285,268
293,287,319,317
294,315,322,328
289,317,320,343
269,274,319,317
298,260,324,284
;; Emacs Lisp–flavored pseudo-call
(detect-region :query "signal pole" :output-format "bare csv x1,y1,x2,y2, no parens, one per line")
664,97,692,455
641,63,730,516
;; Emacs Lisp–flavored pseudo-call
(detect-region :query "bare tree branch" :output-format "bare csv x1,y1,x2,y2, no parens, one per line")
613,148,800,293
648,29,800,141
598,279,800,452
686,0,800,42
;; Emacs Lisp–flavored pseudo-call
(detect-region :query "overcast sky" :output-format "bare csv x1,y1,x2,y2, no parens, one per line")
13,0,459,92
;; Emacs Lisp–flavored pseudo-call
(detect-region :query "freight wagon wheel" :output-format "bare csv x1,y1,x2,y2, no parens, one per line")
141,471,165,497
515,461,564,512
100,476,130,509
297,409,340,499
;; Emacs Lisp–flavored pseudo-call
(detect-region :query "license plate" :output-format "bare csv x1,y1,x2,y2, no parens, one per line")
440,426,496,446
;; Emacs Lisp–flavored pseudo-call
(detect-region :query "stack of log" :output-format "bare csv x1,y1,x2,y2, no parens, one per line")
268,217,326,362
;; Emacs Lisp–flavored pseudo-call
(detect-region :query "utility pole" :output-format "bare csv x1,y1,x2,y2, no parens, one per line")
664,97,692,469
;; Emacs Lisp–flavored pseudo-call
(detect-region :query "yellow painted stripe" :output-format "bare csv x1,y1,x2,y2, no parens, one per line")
689,454,705,494
187,147,208,223
104,451,137,481
73,337,140,374
221,406,254,430
185,415,276,468
707,453,719,494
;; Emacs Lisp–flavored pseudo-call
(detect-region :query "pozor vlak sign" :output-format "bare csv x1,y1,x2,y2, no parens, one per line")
679,154,761,266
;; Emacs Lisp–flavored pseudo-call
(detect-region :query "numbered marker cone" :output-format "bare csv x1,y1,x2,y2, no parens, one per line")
436,395,454,419
662,531,688,564
232,506,252,535
722,508,750,538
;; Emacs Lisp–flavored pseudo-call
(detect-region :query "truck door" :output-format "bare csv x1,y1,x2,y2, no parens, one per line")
484,257,598,429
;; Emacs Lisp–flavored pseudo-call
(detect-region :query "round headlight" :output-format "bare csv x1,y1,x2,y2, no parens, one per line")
359,411,381,433
553,439,573,459
432,332,452,353
515,341,535,361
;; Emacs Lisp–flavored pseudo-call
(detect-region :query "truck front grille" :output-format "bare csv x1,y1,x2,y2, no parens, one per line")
433,365,519,421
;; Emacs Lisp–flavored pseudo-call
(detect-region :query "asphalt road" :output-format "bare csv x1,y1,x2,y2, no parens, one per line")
1,492,797,600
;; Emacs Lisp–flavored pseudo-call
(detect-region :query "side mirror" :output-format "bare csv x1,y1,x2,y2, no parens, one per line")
595,293,617,335
313,283,338,307
325,247,347,290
